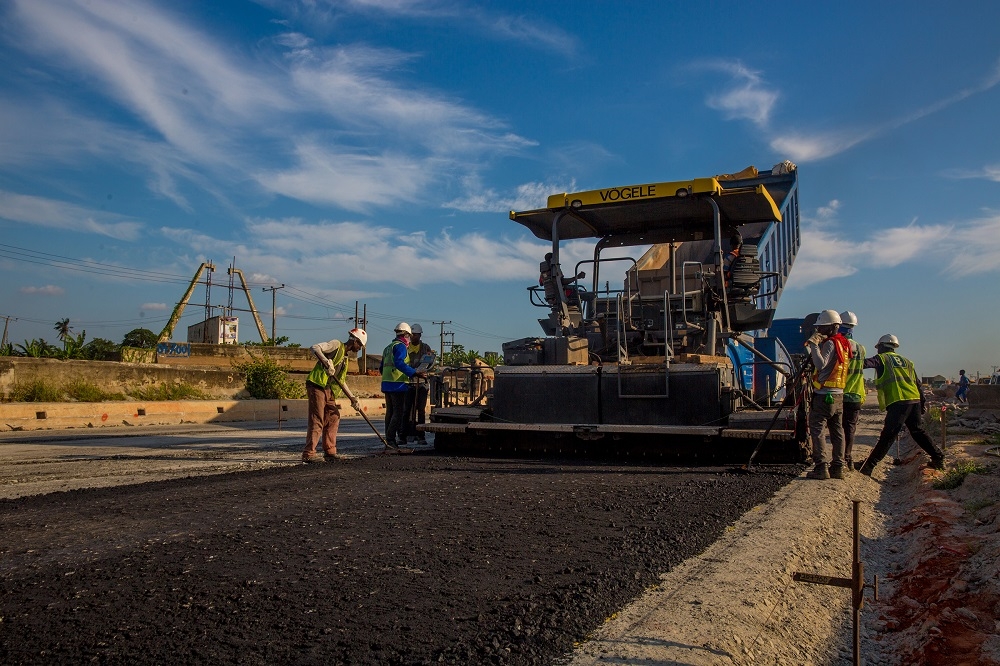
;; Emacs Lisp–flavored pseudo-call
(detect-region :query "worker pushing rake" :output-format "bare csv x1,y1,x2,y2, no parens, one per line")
303,327,412,462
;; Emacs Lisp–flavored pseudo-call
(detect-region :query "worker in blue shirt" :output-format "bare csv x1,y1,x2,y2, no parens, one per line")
380,322,427,447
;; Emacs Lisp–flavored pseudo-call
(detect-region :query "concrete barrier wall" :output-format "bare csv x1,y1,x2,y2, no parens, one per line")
0,397,390,432
969,384,1000,410
156,343,324,371
0,357,247,400
0,357,385,402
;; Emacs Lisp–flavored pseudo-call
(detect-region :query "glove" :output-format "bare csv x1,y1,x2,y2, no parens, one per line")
806,332,824,346
350,397,360,411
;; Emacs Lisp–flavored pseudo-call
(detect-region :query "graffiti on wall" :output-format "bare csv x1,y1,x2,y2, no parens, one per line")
155,342,191,358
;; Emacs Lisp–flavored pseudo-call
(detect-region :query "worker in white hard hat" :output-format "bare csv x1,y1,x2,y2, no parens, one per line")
302,328,367,463
380,322,427,448
803,309,852,480
856,334,945,476
403,324,436,444
838,311,865,470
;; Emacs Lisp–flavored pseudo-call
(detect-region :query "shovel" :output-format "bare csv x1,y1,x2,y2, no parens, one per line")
327,372,411,454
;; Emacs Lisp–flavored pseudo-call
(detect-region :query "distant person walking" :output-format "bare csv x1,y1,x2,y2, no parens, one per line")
303,328,366,463
857,334,945,476
955,369,970,404
805,310,852,480
839,311,866,470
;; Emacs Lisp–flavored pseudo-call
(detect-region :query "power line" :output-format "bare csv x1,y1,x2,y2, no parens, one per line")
0,243,196,284
1,243,518,346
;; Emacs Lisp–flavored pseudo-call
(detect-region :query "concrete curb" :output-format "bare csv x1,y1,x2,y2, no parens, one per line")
0,398,389,432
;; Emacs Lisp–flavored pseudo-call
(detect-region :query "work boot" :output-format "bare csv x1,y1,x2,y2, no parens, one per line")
302,454,324,464
828,463,845,480
324,453,345,462
929,457,945,471
806,463,830,480
858,462,875,477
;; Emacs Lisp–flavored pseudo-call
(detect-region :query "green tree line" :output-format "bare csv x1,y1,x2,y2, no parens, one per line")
0,321,159,360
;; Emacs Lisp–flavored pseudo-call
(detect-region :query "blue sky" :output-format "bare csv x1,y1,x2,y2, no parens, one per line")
1,0,999,378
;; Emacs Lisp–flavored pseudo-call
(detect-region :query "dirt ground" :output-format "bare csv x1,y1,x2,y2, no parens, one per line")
1,406,998,665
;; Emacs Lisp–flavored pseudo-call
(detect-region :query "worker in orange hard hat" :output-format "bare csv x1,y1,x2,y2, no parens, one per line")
303,328,366,463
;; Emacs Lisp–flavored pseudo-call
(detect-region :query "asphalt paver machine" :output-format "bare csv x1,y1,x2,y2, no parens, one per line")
423,162,811,462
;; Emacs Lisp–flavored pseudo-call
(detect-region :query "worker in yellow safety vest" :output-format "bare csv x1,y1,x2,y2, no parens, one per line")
380,323,427,447
403,324,435,444
857,334,945,476
302,328,366,464
804,309,852,480
839,311,866,471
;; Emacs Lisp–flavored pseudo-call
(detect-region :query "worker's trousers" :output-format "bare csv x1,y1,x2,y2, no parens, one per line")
808,393,845,467
842,399,862,463
384,391,407,445
862,401,943,468
305,382,341,457
403,383,429,442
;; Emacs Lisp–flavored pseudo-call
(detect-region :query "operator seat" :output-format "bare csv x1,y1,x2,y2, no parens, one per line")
727,244,762,302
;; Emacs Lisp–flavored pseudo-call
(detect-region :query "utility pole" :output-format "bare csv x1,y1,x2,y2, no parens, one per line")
361,304,368,372
0,315,13,349
262,284,285,344
433,321,452,359
350,302,370,373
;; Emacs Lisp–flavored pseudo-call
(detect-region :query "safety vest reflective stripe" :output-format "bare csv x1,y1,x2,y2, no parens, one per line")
874,352,921,409
307,343,347,397
382,340,408,385
812,336,850,390
844,342,866,400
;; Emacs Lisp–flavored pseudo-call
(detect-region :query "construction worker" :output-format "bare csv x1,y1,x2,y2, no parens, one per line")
839,311,865,470
303,328,366,463
723,230,743,284
404,324,435,444
381,323,427,447
857,334,945,476
804,309,851,480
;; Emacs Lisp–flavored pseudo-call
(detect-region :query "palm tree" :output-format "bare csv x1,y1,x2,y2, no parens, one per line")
54,318,73,342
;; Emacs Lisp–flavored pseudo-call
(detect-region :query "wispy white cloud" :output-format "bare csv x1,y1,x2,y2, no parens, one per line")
257,143,434,211
140,302,167,311
0,190,143,239
7,0,536,214
443,178,577,213
20,285,65,296
768,129,874,163
161,216,549,292
11,0,285,164
787,200,999,288
257,0,578,57
768,55,1000,162
864,221,951,267
941,164,1000,182
695,60,778,127
943,212,1000,277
